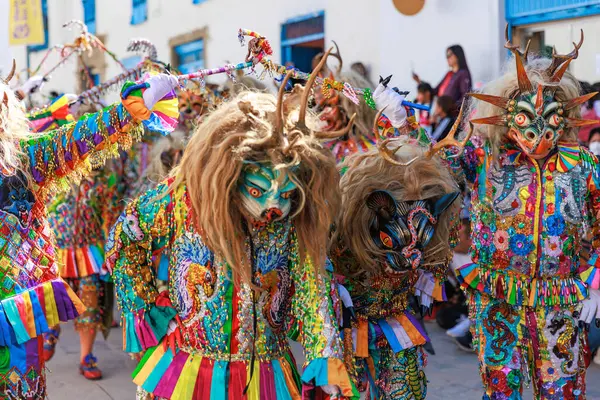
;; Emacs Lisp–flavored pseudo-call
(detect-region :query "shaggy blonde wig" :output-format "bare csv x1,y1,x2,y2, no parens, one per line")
0,81,35,175
169,89,341,284
336,71,377,140
470,57,581,160
332,137,461,275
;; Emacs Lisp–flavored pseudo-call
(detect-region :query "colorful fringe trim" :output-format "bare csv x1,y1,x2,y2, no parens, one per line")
582,259,600,290
27,94,74,133
57,243,106,279
122,306,177,353
457,263,588,307
354,312,429,358
0,278,85,346
133,346,305,400
301,358,359,399
414,271,446,309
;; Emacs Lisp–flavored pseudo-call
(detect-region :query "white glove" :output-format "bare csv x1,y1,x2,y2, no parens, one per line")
166,319,178,335
321,384,341,397
64,93,78,104
20,75,46,94
578,288,600,326
142,74,178,110
373,81,407,128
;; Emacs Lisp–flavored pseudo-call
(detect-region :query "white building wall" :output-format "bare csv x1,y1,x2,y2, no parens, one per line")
524,15,600,83
6,0,504,101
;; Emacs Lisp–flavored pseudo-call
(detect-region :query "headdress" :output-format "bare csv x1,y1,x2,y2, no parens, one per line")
1,60,16,108
470,26,598,133
374,100,473,166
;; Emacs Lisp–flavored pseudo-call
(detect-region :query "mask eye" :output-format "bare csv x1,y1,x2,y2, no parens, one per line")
514,113,530,127
547,114,561,127
280,190,295,200
380,231,393,248
246,186,262,198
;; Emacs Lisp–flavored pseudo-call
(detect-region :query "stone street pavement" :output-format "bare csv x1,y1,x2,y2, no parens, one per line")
46,319,600,399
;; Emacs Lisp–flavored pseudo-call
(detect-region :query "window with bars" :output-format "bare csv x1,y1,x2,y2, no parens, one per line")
174,39,205,74
131,0,148,25
82,0,96,34
28,0,48,51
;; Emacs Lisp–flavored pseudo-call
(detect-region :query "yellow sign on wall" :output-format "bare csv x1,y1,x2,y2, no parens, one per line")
9,0,45,46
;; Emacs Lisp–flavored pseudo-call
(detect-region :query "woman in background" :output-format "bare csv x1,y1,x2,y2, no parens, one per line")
412,44,472,103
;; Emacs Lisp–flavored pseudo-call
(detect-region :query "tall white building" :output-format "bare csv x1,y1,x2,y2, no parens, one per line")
3,0,600,102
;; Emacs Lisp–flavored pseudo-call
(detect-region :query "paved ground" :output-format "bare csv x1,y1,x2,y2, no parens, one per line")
46,319,600,399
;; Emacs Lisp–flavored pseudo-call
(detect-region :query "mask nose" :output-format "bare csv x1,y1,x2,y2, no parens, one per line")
534,116,545,132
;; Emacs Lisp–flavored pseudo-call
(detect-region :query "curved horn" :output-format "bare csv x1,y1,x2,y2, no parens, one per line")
3,60,16,83
331,40,343,76
504,24,533,93
426,100,473,158
298,47,333,129
314,113,356,140
548,29,584,82
377,138,419,166
275,71,295,135
504,24,530,61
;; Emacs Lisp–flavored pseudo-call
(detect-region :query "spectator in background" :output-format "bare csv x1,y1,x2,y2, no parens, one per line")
436,217,474,352
431,95,458,141
412,44,472,103
578,81,600,145
415,82,434,135
589,128,600,157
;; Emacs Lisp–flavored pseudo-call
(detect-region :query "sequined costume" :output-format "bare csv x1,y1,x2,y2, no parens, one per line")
46,169,114,333
108,180,355,400
330,93,462,400
107,54,357,399
0,78,177,399
448,30,600,399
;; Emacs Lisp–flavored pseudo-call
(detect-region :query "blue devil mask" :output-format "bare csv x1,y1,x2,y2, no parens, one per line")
367,190,459,273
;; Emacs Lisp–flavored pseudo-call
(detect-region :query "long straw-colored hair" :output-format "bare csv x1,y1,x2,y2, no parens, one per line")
336,71,377,139
332,138,461,275
169,90,341,284
470,57,581,160
0,82,31,175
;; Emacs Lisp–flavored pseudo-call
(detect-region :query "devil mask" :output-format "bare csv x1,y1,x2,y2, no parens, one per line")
366,190,459,273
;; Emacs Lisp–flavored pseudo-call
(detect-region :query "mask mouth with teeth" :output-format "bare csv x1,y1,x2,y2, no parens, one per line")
366,190,459,275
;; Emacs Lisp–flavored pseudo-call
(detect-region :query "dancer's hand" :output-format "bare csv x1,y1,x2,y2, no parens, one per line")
20,75,46,94
576,288,600,330
321,384,342,398
163,319,182,353
142,74,178,110
373,80,407,128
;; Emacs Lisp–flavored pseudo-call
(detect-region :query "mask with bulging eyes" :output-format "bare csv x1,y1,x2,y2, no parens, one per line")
506,87,566,159
366,190,459,274
238,163,298,227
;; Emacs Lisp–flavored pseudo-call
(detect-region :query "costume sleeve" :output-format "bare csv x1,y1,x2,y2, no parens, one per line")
290,250,359,399
22,81,177,198
579,151,600,290
106,184,177,353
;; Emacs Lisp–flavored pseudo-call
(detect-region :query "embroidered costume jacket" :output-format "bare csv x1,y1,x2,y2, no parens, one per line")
454,138,600,307
107,182,357,399
0,81,176,398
